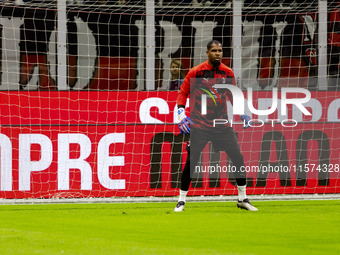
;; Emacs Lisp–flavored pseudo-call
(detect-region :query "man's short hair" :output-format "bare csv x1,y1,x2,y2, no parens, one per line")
207,40,222,50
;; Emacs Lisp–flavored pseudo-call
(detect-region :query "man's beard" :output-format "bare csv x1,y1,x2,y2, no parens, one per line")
211,60,221,67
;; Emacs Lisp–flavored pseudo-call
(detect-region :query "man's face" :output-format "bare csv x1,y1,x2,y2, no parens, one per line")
207,43,223,67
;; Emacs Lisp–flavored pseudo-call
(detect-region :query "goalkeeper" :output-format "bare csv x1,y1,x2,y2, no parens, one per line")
174,40,258,212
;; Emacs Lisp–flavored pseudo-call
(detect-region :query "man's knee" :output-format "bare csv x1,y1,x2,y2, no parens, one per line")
232,153,244,167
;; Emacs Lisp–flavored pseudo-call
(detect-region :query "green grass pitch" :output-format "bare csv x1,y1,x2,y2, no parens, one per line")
0,200,339,255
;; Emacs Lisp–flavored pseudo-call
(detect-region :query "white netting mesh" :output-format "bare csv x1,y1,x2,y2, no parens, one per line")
0,0,339,200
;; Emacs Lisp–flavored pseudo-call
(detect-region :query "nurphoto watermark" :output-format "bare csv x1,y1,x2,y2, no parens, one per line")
201,85,311,128
213,118,298,128
189,78,317,180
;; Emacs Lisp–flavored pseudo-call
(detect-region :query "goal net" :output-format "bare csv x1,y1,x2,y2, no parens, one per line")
0,0,339,200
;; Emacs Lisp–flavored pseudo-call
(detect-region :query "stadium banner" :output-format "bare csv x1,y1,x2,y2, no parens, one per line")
0,5,338,90
0,91,339,198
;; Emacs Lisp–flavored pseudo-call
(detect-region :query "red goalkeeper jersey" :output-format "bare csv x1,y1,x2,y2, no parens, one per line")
177,60,236,128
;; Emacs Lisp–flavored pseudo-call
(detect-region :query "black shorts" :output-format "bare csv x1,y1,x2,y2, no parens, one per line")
189,126,241,154
188,126,246,179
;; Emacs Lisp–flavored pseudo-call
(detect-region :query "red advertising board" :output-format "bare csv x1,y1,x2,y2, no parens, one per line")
0,91,339,125
0,91,339,198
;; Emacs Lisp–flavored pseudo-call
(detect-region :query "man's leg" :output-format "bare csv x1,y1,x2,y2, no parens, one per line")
221,128,258,211
227,151,258,211
174,152,190,212
174,136,206,212
180,150,192,192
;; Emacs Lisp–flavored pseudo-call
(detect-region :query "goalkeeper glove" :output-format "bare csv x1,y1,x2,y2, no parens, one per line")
240,115,252,129
178,108,192,134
